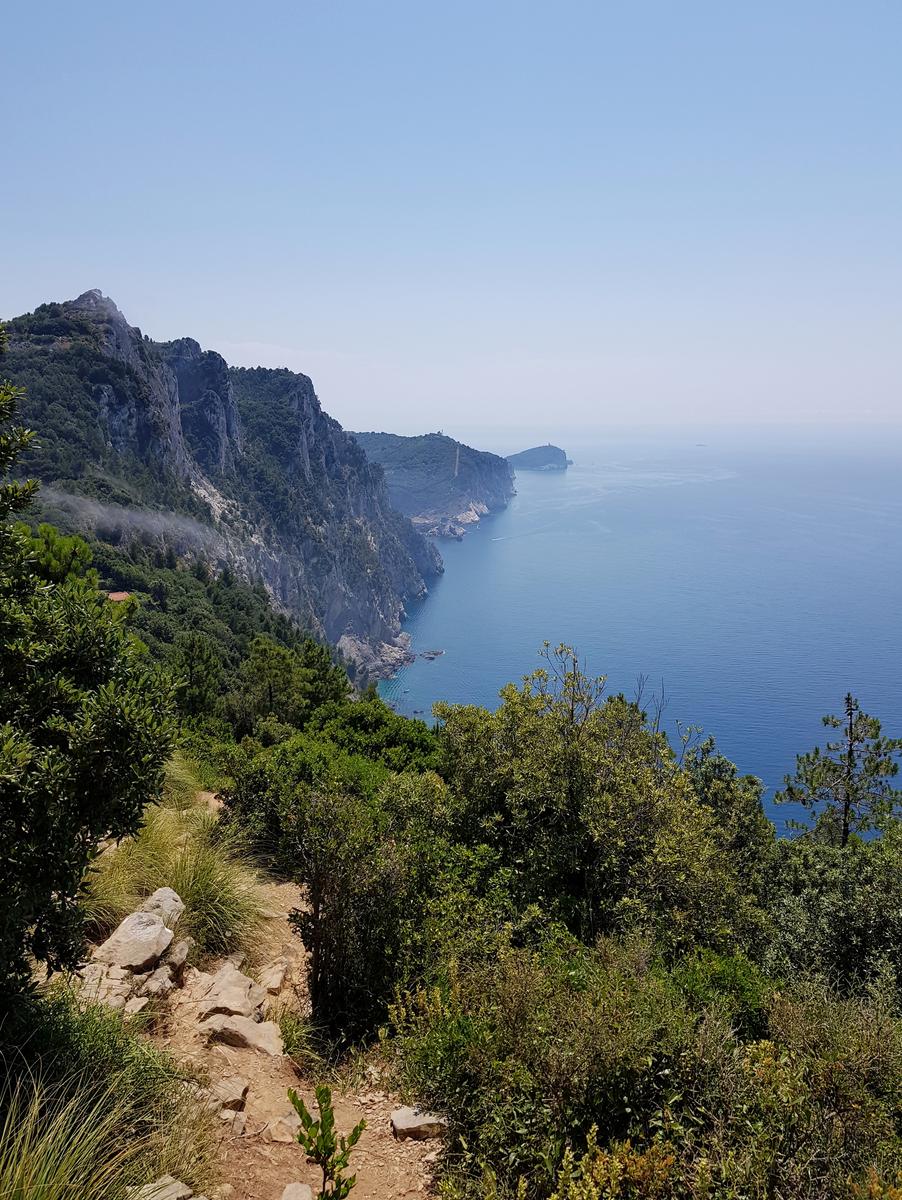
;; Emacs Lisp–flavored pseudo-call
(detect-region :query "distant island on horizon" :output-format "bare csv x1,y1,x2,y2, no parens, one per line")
506,444,572,471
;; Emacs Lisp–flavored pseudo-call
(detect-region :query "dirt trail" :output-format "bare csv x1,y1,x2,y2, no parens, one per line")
151,824,436,1200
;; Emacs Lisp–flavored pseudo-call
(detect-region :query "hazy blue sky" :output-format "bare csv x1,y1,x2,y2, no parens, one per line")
3,1,901,434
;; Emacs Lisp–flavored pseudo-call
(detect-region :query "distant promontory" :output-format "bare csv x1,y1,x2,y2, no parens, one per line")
352,431,516,539
506,444,571,471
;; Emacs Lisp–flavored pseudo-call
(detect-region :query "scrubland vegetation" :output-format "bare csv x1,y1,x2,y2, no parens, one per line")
3,325,902,1198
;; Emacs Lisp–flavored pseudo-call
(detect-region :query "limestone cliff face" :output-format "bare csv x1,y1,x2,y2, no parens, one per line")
351,431,515,538
4,291,442,674
159,338,241,475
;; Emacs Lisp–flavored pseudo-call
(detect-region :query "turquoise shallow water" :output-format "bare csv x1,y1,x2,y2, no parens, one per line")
379,427,902,831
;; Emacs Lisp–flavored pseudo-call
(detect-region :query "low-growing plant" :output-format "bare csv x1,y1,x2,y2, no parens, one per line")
275,1003,327,1075
288,1083,366,1199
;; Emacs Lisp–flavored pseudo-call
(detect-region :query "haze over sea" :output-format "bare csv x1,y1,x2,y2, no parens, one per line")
380,426,902,831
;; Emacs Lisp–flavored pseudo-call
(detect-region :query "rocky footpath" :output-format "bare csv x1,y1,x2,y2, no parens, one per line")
75,875,445,1199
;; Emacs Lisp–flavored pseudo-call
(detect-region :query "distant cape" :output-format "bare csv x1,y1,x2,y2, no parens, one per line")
506,444,571,471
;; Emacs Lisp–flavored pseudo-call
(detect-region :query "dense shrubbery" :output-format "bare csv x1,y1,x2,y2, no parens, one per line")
224,644,902,1197
0,334,176,989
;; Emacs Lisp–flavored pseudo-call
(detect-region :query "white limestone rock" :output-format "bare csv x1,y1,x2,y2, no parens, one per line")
258,958,289,995
261,1111,301,1143
130,1176,193,1200
196,962,266,1021
200,1014,283,1056
390,1105,448,1140
210,1074,249,1111
281,1186,314,1200
140,887,185,928
94,911,173,972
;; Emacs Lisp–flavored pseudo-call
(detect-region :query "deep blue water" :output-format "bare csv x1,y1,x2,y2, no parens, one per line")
380,427,902,831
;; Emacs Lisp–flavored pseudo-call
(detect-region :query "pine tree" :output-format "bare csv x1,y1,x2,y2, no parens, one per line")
777,693,902,846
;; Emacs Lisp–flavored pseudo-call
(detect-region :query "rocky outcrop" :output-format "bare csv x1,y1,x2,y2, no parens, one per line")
352,431,515,538
159,338,241,475
4,292,443,676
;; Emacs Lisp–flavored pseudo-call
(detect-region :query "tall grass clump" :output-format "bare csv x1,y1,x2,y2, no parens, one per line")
83,761,265,959
0,1078,145,1200
0,986,218,1195
168,814,265,956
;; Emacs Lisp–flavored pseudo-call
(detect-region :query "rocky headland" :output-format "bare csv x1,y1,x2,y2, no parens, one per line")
352,431,515,538
506,443,571,471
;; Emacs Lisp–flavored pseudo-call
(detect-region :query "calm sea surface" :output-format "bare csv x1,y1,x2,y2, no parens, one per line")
379,427,902,831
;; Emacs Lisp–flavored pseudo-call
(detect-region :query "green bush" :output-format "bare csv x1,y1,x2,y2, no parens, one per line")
0,348,175,989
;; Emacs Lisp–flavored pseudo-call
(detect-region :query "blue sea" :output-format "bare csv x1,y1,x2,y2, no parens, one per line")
380,427,902,831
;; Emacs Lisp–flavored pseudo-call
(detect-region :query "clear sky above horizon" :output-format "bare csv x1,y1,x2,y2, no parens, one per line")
3,1,901,434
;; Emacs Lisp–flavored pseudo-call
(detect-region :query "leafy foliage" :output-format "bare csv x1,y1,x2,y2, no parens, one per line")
777,692,902,844
0,329,176,987
288,1083,366,1200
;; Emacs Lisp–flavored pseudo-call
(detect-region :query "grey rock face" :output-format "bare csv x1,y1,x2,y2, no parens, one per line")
5,293,443,677
160,338,242,474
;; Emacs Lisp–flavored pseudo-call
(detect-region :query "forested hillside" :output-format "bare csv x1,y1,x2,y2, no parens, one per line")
2,290,441,675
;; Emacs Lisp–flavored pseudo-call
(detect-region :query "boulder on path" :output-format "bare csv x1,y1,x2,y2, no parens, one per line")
201,1014,283,1056
196,962,266,1021
258,958,289,995
141,887,185,928
78,961,134,1010
130,1176,193,1200
210,1074,249,1111
94,911,174,972
162,937,193,974
281,1186,314,1200
139,962,177,998
390,1105,448,1140
262,1110,302,1143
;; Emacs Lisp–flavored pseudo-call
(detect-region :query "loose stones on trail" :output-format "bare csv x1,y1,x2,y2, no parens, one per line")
195,962,266,1021
258,957,289,995
261,1110,302,1143
281,1186,314,1200
210,1074,249,1111
201,1013,284,1056
130,1177,193,1200
390,1105,448,1140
